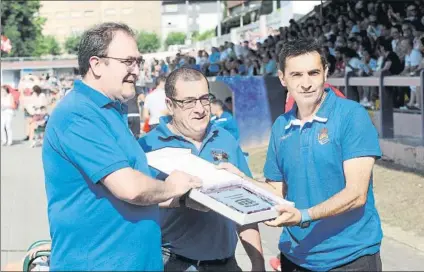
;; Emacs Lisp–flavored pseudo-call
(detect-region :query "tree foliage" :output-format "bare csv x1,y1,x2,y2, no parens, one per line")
164,32,186,48
34,35,61,56
64,35,81,55
136,31,161,53
192,29,215,42
1,1,46,57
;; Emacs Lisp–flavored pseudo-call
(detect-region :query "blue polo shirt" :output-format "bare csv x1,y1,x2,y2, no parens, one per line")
42,80,162,271
263,89,383,271
138,116,252,261
211,111,240,141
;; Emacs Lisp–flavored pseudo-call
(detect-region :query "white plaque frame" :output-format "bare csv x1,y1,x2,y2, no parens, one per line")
146,147,294,225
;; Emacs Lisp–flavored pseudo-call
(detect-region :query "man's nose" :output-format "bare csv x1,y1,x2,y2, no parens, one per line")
193,100,206,112
301,76,312,92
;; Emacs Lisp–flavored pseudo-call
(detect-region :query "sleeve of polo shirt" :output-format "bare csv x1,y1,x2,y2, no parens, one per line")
59,116,131,183
263,122,284,182
235,146,253,178
341,106,382,161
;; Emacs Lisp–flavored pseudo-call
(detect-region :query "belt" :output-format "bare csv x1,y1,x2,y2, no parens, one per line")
173,253,233,266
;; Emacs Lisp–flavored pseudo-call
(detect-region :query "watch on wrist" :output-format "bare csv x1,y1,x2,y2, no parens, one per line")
299,209,312,229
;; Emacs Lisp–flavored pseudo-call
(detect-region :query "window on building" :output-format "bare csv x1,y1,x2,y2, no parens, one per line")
122,8,133,15
71,27,82,35
84,10,94,17
56,28,66,35
104,9,116,16
71,11,82,18
55,11,67,19
165,4,178,13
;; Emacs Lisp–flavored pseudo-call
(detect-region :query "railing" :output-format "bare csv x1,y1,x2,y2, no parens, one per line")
327,70,424,144
1,55,78,62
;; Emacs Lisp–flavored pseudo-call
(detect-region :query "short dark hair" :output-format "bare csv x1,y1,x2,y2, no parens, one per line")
278,38,327,73
164,67,209,98
210,98,225,109
379,39,393,52
78,22,135,77
33,85,42,95
155,75,167,87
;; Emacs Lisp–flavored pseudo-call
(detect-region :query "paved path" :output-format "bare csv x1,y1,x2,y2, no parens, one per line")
2,111,424,270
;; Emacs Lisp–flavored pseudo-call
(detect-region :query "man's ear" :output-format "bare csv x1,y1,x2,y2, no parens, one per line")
88,56,103,77
278,70,287,87
324,65,329,82
165,97,174,116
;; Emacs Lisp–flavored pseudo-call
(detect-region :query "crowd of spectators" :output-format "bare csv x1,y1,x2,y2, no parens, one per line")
141,0,424,110
1,73,77,147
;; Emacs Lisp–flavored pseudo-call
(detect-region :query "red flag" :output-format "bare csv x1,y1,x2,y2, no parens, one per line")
1,35,12,53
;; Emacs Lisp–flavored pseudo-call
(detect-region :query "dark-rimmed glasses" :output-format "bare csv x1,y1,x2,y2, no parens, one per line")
169,94,214,109
99,56,144,68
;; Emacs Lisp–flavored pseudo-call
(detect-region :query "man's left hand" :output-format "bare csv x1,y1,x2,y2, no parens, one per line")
264,205,302,227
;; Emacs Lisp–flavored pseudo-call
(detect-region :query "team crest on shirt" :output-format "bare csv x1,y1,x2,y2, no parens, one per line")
318,127,330,145
211,149,229,162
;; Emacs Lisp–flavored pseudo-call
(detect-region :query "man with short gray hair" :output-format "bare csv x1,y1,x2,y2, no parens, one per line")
139,67,265,272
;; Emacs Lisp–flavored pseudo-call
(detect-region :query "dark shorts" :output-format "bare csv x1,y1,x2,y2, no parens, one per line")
280,251,382,272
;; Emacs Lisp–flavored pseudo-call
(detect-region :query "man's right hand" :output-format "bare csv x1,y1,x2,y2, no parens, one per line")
165,170,203,198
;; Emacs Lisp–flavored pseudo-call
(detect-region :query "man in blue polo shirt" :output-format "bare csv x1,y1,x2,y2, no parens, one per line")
210,98,240,141
138,67,265,272
42,23,201,271
262,38,383,271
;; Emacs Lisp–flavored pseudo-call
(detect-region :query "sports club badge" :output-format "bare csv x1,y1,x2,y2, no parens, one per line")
211,149,229,162
318,127,330,145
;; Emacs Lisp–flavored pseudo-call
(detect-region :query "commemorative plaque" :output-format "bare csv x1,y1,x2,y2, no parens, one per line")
146,147,294,225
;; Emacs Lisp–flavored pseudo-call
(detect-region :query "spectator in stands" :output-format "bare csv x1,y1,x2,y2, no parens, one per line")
263,52,278,76
323,46,336,76
29,106,49,148
22,85,48,142
375,39,403,76
402,22,414,40
399,37,422,110
224,96,233,114
1,85,16,146
143,75,168,130
412,23,424,50
210,98,240,141
391,25,403,57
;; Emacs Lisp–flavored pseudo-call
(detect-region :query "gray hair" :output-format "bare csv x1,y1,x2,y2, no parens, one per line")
164,67,209,98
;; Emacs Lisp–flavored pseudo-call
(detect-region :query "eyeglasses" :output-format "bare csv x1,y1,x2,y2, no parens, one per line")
169,94,214,109
99,56,144,68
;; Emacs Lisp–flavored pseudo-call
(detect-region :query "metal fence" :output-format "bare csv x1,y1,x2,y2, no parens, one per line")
326,70,424,144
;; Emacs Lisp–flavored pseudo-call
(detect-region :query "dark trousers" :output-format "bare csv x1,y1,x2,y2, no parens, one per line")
280,251,382,272
127,116,141,139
